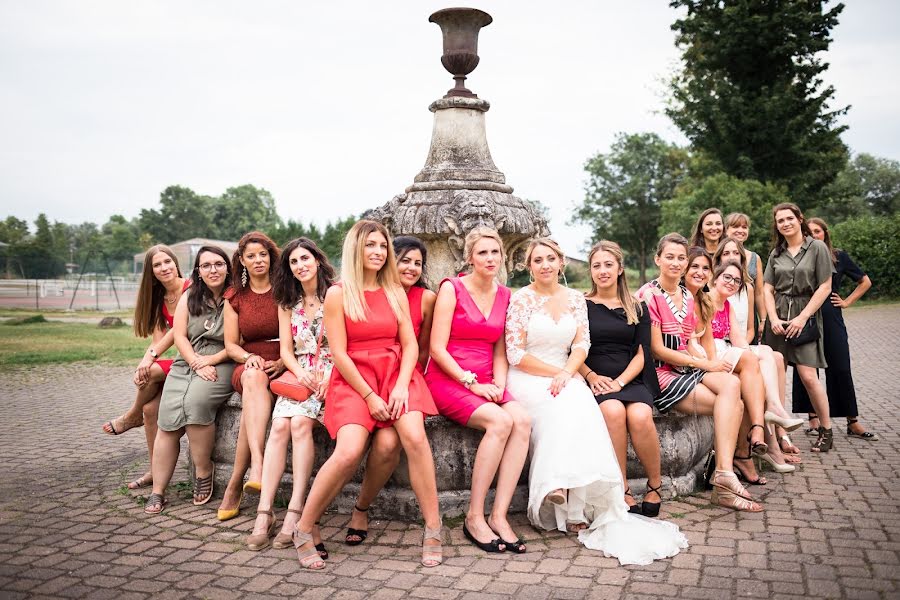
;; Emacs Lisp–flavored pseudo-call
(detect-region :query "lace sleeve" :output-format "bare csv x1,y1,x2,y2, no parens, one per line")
570,290,590,355
505,289,533,366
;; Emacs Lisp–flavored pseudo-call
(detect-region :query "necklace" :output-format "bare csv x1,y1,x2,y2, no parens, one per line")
164,294,177,304
304,296,320,312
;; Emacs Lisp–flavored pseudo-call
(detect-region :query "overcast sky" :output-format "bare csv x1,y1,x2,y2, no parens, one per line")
1,1,897,255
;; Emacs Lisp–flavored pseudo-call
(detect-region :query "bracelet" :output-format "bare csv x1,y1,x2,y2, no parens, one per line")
363,390,373,400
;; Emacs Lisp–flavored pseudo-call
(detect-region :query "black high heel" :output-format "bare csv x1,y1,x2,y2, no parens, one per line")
811,426,834,452
641,482,662,518
748,424,768,456
624,488,641,514
345,505,369,546
702,450,716,490
733,453,767,486
463,522,506,553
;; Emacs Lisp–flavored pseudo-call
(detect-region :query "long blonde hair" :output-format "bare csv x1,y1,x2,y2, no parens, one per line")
586,240,642,325
522,237,566,275
340,220,406,322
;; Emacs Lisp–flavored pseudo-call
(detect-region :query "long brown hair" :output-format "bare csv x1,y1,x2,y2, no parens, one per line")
713,237,750,287
230,231,280,295
691,207,724,249
134,245,182,338
684,247,714,326
586,240,642,325
808,217,838,264
273,237,336,310
771,202,812,257
341,220,406,322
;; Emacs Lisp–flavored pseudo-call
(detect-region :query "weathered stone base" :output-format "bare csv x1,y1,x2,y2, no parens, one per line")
207,393,714,521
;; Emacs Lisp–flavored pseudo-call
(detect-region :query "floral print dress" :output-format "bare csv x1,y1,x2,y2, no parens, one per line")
272,304,333,421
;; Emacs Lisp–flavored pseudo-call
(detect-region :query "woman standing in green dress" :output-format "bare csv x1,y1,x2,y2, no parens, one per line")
145,246,236,513
762,203,835,453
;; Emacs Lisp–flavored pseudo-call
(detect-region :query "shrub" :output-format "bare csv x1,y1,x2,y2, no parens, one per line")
831,214,900,298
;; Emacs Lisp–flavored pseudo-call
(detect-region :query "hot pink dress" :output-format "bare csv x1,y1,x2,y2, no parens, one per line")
424,277,514,425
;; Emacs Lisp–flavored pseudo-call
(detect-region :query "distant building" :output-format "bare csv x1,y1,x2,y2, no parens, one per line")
133,238,240,275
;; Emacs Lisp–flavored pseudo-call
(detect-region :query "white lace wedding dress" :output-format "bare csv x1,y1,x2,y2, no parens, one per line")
505,286,688,566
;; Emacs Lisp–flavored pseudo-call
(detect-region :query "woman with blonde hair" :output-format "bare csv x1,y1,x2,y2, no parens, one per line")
291,220,442,570
505,237,687,565
578,241,664,517
102,245,189,490
425,227,530,552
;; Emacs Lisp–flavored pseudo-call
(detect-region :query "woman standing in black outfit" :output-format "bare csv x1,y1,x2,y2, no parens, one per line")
792,218,876,440
578,241,664,517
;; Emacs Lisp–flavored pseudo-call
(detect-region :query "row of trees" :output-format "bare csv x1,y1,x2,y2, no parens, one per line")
573,1,899,296
0,184,356,279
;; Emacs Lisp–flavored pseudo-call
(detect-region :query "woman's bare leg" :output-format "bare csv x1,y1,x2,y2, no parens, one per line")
283,417,317,538
219,412,249,513
150,428,184,496
105,363,167,434
625,403,662,503
240,369,275,484
348,427,402,539
393,413,441,559
676,373,743,473
465,403,514,543
599,400,631,505
794,364,831,429
487,402,530,545
251,417,291,536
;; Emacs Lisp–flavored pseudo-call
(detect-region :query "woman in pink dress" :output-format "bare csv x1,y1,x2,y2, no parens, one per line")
426,228,531,553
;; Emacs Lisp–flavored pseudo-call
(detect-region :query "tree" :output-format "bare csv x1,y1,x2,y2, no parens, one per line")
18,214,65,277
660,173,789,257
212,185,283,241
667,0,849,205
101,215,142,261
139,185,214,243
0,217,29,245
815,153,900,222
572,133,689,283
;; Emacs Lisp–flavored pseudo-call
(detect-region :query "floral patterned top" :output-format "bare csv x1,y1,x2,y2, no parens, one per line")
505,286,590,367
290,303,333,384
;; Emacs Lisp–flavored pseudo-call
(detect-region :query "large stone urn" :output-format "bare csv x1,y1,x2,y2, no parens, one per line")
365,7,549,283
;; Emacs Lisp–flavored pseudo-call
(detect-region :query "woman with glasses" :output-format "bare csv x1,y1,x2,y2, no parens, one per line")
144,246,235,514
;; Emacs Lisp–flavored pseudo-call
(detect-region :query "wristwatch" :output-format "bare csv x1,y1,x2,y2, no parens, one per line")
616,379,626,388
148,347,158,360
459,370,477,389
241,352,252,362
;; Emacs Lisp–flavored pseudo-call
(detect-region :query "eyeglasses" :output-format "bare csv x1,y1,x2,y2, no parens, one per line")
720,273,741,285
198,261,227,273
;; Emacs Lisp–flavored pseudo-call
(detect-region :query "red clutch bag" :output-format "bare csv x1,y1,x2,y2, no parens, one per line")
269,316,324,402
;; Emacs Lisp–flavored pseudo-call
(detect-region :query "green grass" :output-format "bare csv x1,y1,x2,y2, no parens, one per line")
0,307,132,319
0,320,151,367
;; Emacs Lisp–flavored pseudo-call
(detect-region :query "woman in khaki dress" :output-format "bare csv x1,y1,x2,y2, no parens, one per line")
145,246,236,514
762,203,835,452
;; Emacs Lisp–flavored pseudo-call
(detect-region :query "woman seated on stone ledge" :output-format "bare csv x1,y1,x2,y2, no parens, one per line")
345,235,439,546
579,240,664,517
218,232,284,521
291,220,442,570
144,246,235,514
637,234,761,512
246,237,335,556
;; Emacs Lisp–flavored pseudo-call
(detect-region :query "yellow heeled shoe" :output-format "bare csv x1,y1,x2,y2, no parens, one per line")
217,489,244,521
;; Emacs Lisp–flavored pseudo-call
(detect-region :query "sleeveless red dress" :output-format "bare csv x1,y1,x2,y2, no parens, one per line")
324,287,437,439
407,285,427,375
157,279,191,375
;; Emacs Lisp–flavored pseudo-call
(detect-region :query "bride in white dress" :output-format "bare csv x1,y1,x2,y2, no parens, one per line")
505,239,687,566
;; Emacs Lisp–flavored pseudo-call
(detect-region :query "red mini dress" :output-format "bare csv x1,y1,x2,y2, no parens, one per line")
424,277,514,426
324,287,437,439
407,285,426,375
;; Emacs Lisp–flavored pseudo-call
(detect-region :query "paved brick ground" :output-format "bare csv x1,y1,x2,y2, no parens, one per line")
1,305,898,599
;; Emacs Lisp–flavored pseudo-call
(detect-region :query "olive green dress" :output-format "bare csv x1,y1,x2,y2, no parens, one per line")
158,292,235,431
762,236,834,368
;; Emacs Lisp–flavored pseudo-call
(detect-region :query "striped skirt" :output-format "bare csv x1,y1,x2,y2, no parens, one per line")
654,366,706,413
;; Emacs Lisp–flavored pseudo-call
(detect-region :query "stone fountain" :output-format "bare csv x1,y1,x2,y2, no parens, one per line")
366,7,549,282
208,8,713,522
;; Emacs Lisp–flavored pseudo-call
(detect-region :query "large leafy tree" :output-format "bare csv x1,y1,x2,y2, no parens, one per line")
213,185,283,241
139,185,214,244
572,133,689,283
815,153,900,222
667,0,849,205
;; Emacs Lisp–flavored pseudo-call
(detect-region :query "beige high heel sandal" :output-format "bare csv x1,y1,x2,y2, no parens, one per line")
293,527,326,570
246,509,277,551
422,523,443,567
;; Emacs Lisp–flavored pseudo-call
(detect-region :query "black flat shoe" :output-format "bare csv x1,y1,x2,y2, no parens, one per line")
463,523,506,553
499,537,526,553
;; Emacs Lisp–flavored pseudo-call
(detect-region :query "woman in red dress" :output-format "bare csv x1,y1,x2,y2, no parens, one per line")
345,236,436,546
219,232,284,521
102,245,188,490
292,221,442,570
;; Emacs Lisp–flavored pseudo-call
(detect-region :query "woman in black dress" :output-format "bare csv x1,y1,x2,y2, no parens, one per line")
792,218,876,440
578,241,663,517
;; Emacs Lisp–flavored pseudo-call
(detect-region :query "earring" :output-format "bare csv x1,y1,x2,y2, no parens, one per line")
528,270,535,284
241,266,248,287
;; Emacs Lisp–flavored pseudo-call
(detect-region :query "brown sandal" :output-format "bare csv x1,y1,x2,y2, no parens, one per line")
246,509,277,551
192,464,215,506
127,473,153,490
273,508,302,549
144,493,166,514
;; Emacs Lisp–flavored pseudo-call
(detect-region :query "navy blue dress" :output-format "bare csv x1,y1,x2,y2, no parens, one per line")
791,250,865,417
